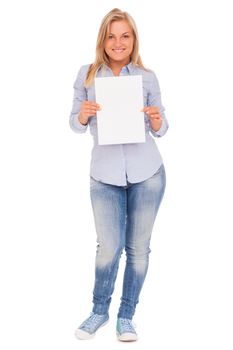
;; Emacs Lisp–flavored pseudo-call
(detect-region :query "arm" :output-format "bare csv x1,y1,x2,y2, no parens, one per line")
147,71,169,138
69,66,88,133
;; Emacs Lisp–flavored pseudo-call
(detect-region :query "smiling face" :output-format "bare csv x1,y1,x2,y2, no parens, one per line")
104,20,134,66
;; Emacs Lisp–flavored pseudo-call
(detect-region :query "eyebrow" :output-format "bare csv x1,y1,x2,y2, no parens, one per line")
109,32,130,36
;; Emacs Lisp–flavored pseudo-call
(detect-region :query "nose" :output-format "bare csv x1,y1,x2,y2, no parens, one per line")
114,37,123,46
116,38,121,45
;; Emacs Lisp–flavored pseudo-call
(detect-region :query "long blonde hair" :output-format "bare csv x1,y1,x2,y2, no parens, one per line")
85,8,146,87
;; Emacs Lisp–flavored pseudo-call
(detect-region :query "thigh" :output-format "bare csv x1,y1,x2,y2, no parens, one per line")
90,177,127,249
126,165,166,244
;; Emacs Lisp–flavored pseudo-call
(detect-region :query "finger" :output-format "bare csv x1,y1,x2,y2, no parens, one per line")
85,101,101,108
141,106,150,112
83,108,98,114
82,110,97,116
83,105,100,112
148,109,160,116
93,104,101,110
149,114,161,119
141,106,160,113
150,113,159,117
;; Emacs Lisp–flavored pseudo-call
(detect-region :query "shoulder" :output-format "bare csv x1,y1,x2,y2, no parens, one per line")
133,66,161,94
137,65,157,79
73,64,92,87
133,65,158,83
77,63,92,78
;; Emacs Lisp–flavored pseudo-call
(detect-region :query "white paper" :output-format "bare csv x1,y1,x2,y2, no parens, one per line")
94,75,145,145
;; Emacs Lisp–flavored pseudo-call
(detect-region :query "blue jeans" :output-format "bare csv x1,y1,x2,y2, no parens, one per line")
90,164,166,319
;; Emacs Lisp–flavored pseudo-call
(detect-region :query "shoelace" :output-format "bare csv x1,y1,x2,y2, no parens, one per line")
80,313,104,331
119,318,136,333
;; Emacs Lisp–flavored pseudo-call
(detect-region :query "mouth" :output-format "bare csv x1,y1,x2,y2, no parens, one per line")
112,49,125,53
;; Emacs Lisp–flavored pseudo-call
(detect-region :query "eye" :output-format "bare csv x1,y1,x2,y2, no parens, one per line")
108,35,113,39
123,35,129,38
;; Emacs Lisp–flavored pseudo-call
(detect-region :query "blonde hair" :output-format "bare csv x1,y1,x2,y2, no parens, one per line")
85,8,147,87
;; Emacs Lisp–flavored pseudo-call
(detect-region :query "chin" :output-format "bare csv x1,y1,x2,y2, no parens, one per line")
112,57,127,61
109,54,129,62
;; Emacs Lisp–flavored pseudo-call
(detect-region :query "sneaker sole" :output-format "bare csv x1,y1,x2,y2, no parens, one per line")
75,319,109,340
117,331,138,342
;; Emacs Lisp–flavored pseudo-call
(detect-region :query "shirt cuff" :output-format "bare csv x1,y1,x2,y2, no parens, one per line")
150,118,168,137
70,113,88,133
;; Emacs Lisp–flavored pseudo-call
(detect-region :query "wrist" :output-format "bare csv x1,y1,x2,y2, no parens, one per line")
150,118,162,132
78,113,88,126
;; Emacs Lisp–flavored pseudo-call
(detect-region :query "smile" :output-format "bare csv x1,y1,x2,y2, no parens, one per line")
112,49,125,53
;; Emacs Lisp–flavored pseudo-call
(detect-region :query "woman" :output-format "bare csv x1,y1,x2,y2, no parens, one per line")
69,8,169,342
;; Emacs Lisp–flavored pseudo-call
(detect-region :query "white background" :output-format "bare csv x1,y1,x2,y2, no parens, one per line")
0,0,232,349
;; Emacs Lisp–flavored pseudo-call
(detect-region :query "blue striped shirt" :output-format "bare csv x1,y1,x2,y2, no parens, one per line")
69,62,169,186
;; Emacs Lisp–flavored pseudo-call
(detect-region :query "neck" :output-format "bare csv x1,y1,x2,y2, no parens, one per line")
108,58,131,76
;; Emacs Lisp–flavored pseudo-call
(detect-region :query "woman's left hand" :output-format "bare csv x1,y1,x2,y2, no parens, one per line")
141,106,162,132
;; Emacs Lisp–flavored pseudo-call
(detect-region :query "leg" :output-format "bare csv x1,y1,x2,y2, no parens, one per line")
90,177,127,315
118,164,166,319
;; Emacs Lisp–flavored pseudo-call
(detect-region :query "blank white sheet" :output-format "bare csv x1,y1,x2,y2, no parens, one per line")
94,75,145,145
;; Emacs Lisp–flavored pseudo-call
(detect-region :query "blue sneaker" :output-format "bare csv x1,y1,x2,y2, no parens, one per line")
75,313,109,340
116,318,138,342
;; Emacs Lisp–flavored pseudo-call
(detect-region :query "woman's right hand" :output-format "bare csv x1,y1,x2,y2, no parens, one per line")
78,101,101,125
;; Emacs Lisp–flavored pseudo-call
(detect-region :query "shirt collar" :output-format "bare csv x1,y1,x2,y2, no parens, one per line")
98,61,135,75
125,61,135,74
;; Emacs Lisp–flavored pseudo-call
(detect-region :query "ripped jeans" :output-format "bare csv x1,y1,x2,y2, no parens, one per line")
90,164,166,319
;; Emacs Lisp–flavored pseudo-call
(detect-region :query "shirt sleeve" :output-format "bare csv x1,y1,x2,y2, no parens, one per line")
147,71,169,138
69,66,88,133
